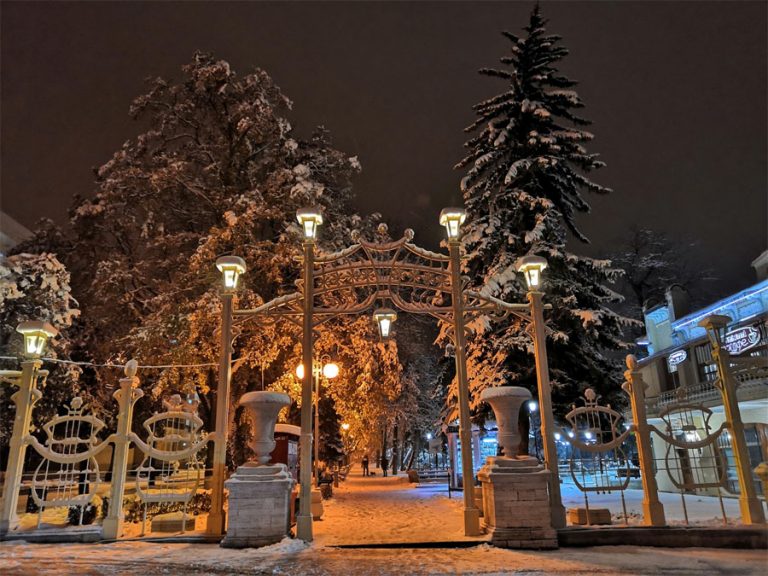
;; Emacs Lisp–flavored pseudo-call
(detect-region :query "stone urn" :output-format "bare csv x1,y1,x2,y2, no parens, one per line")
480,386,532,458
239,391,291,465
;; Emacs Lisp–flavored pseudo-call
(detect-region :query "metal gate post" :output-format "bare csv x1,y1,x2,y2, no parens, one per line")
102,360,143,539
701,315,766,525
622,355,666,526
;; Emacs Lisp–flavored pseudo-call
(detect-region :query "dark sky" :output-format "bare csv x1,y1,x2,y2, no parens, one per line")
2,1,766,299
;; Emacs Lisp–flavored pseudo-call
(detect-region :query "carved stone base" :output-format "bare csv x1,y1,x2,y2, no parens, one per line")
221,463,295,548
478,456,558,549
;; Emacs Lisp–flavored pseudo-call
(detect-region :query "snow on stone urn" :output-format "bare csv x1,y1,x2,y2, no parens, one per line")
239,391,291,465
480,386,532,458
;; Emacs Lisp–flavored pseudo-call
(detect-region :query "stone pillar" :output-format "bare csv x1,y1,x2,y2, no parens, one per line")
222,391,295,548
478,456,558,549
221,463,295,548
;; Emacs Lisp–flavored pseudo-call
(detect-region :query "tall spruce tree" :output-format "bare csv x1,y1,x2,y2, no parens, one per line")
455,5,630,415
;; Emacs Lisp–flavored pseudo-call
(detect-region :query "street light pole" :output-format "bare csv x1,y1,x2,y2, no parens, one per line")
297,235,315,542
208,256,245,537
314,368,321,486
207,290,233,536
528,289,566,529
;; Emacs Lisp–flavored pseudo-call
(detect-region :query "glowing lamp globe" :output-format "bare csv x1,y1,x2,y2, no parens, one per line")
215,256,246,290
373,308,397,339
515,255,548,290
322,362,340,379
296,207,324,240
439,208,467,240
17,321,58,358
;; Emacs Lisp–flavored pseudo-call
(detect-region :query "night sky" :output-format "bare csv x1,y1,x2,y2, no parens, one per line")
2,1,766,299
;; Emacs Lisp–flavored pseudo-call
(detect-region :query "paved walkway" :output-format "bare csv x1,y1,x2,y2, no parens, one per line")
313,467,488,546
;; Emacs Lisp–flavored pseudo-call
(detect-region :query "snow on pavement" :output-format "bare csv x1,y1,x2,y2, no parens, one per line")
313,470,484,545
1,469,766,575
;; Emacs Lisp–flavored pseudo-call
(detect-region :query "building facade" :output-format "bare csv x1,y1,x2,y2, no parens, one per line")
635,255,768,496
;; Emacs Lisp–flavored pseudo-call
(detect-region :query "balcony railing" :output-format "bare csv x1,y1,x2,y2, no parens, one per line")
646,358,768,417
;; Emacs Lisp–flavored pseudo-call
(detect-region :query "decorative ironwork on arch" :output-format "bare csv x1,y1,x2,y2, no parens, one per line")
233,227,532,328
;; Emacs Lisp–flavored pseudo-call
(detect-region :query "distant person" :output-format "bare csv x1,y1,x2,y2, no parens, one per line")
362,454,370,476
381,455,389,477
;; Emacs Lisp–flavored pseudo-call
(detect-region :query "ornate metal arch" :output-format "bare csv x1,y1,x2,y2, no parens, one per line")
233,228,532,329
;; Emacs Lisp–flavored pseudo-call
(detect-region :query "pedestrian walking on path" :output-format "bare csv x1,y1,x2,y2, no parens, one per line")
362,454,370,476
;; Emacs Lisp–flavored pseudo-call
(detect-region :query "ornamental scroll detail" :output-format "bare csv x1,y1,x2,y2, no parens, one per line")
26,396,111,527
234,227,532,329
128,393,208,535
560,388,633,524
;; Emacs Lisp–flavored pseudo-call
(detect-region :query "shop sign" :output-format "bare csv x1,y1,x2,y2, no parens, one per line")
725,326,761,355
667,350,687,369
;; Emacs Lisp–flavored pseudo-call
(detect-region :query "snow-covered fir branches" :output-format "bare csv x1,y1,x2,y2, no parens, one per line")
452,5,630,416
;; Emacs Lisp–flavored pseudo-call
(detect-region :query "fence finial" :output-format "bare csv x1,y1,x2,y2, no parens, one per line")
124,359,138,379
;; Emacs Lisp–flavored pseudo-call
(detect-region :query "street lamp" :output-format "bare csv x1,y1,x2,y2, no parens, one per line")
515,254,566,528
296,207,324,240
373,308,397,339
215,256,247,291
208,256,246,535
16,321,58,358
1,322,56,535
516,255,548,290
440,206,481,536
341,423,350,431
439,208,466,240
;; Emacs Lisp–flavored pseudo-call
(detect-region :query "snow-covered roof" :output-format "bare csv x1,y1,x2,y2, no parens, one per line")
0,211,32,255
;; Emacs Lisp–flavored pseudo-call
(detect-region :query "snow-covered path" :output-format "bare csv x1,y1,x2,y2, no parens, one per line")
313,469,486,545
1,468,766,574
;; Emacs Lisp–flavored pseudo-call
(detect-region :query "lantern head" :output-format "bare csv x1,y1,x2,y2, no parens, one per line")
215,256,247,291
515,255,548,290
373,307,397,339
439,208,467,240
296,207,324,240
17,321,58,358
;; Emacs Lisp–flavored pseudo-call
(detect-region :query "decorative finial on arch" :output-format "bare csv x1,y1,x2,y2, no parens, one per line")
404,228,415,241
350,230,361,242
626,354,637,370
377,223,389,235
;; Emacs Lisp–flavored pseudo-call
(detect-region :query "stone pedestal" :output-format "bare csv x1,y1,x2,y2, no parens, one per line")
221,463,295,548
478,456,558,549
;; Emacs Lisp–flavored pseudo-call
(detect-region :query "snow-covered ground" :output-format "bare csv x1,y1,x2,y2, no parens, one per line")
1,469,766,575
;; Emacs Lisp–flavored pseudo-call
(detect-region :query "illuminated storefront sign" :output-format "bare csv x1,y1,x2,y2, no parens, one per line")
725,326,761,355
667,349,687,371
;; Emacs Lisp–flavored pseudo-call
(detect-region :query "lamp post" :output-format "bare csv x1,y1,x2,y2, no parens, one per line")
295,207,323,541
208,256,246,536
296,357,339,486
700,314,765,525
439,207,481,537
516,255,566,529
0,321,57,536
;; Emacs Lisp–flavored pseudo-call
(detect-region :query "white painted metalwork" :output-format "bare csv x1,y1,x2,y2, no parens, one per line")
561,388,632,525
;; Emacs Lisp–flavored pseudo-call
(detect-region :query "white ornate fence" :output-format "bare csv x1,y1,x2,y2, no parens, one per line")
0,360,212,541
